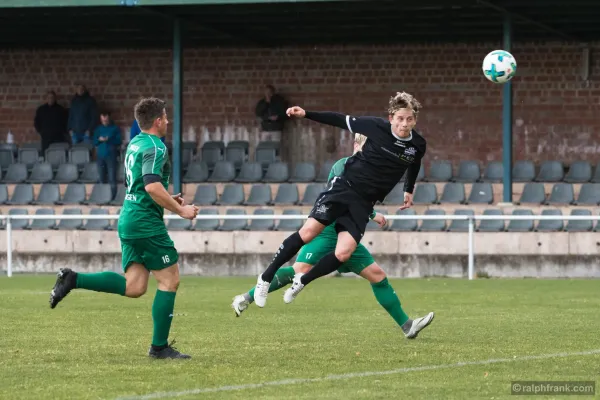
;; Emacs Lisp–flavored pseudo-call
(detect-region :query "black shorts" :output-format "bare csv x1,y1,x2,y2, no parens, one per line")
308,177,375,244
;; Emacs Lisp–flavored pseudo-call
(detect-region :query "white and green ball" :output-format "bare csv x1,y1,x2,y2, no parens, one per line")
482,50,517,84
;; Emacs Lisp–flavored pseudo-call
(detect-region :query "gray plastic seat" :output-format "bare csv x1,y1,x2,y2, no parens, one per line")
248,208,275,231
167,216,193,231
80,208,111,230
201,144,223,170
467,182,493,204
439,182,466,203
574,183,600,205
0,184,7,204
263,162,289,183
69,148,90,169
8,208,29,230
193,208,220,231
535,160,564,182
106,208,120,231
316,160,335,182
31,183,60,205
382,183,405,205
181,147,194,171
56,208,83,230
412,183,438,204
255,148,277,169
418,209,446,231
235,162,263,183
565,209,593,232
592,164,600,183
289,163,316,182
565,161,592,183
512,160,536,182
536,209,564,232
219,209,247,231
218,184,245,205
546,183,574,204
477,209,504,232
207,161,236,182
446,209,474,232
517,182,546,204
71,142,93,151
0,149,15,169
27,208,56,230
78,163,100,183
276,209,303,231
6,184,34,205
454,161,480,182
389,208,418,231
192,185,218,205
225,146,247,170
49,142,70,151
482,161,503,182
299,183,324,206
506,209,534,232
182,161,209,183
82,184,112,205
109,185,126,206
56,183,86,205
272,183,299,205
245,184,271,206
53,163,79,183
426,161,452,182
3,163,28,183
117,163,124,182
227,140,249,151
18,148,40,170
27,162,53,183
45,148,67,171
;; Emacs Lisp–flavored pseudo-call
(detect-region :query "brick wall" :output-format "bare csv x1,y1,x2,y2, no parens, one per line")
1,41,599,168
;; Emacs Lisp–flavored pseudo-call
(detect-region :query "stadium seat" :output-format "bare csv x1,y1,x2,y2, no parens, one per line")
389,208,418,231
272,183,299,205
245,184,272,206
201,141,224,170
257,140,280,151
181,147,195,171
53,163,79,183
235,162,263,183
31,183,60,205
56,208,83,230
80,208,111,231
536,209,563,232
316,160,335,182
192,184,218,205
289,162,316,183
225,145,247,170
26,162,53,183
482,161,503,182
418,209,446,231
545,183,574,204
110,186,126,206
18,148,40,170
564,161,592,183
506,209,534,232
512,160,536,182
276,209,303,231
366,209,387,231
0,184,7,204
255,148,277,169
182,161,209,183
8,208,29,230
591,164,600,183
248,208,275,231
6,184,34,205
218,184,245,205
573,183,600,206
82,184,113,205
49,142,69,151
0,143,17,154
56,183,86,205
78,163,100,183
45,148,66,171
477,209,505,232
299,183,324,205
454,161,480,182
466,182,493,204
106,208,120,231
439,182,466,204
447,209,474,232
27,208,56,230
517,182,546,205
565,209,593,232
117,163,124,182
412,183,438,204
167,216,193,231
71,142,94,152
3,164,28,183
69,148,90,170
416,164,425,181
193,208,220,231
426,160,452,182
219,209,247,231
207,161,236,182
0,149,14,170
535,160,564,182
382,183,405,205
263,162,289,183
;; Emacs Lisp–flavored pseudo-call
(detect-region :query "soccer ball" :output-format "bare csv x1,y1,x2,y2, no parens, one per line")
482,50,517,84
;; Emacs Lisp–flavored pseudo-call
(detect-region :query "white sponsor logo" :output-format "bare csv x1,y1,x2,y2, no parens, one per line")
315,204,328,216
405,147,417,156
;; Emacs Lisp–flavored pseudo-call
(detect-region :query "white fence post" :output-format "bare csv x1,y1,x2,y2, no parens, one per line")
6,217,12,278
468,216,475,280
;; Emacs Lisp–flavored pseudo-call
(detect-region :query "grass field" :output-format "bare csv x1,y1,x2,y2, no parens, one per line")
1,275,599,400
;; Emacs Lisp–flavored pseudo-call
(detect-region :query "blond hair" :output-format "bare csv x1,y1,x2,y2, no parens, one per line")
388,91,422,117
353,133,367,154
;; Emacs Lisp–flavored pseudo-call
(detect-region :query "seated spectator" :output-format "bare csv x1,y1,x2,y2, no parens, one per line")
255,84,288,141
68,84,98,144
34,90,68,154
94,111,121,199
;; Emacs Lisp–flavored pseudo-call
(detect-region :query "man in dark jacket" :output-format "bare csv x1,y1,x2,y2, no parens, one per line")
93,111,121,199
255,85,288,133
68,84,98,144
34,91,68,154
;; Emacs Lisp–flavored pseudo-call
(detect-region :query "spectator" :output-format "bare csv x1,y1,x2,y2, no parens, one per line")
34,91,68,154
68,84,98,144
93,111,121,199
130,117,164,143
255,84,288,139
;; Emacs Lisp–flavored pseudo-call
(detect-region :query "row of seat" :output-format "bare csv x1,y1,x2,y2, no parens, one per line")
0,184,121,206
1,162,124,184
0,146,92,171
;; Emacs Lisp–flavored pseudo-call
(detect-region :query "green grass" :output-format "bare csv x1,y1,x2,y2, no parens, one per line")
1,276,599,400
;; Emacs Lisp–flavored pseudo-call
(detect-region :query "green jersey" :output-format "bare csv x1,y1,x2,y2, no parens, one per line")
327,157,376,220
118,133,170,239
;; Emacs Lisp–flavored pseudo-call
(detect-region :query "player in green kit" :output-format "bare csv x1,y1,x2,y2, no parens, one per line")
232,134,434,339
49,97,199,359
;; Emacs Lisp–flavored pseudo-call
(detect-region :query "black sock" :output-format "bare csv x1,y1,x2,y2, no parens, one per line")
261,232,305,282
151,343,168,351
300,252,342,285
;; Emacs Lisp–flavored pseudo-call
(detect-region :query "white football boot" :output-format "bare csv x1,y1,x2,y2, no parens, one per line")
283,273,305,304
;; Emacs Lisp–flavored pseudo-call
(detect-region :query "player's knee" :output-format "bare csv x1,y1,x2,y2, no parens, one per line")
368,265,387,283
295,264,312,274
125,283,147,298
162,277,180,292
334,247,353,263
299,219,324,242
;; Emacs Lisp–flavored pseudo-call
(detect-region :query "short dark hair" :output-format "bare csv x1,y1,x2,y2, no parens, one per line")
100,110,111,117
134,97,166,131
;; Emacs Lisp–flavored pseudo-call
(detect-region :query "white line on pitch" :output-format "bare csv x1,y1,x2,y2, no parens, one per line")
115,348,600,400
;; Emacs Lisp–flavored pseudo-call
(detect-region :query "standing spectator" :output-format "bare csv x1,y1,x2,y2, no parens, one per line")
34,91,68,154
68,84,98,144
94,111,121,199
255,84,288,140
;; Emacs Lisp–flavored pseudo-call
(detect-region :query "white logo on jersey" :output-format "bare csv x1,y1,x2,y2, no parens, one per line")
405,147,417,156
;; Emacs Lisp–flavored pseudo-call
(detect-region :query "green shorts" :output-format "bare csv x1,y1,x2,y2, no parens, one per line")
120,232,179,272
296,225,375,275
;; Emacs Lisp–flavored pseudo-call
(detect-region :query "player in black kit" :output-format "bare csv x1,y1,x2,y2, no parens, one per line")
253,92,428,310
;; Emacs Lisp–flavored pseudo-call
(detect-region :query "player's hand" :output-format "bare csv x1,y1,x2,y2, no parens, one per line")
373,212,387,228
286,106,306,118
399,192,413,210
172,193,185,206
178,204,199,220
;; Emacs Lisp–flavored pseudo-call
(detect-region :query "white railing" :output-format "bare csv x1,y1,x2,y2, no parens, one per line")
2,213,600,280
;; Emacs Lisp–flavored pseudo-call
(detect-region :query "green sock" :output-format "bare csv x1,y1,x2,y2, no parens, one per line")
75,271,126,296
152,290,177,347
371,277,410,327
247,266,296,303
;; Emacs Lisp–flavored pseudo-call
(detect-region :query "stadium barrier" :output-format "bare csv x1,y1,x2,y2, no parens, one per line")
2,213,600,279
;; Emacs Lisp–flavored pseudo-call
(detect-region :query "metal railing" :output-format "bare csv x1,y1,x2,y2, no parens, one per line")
2,213,599,280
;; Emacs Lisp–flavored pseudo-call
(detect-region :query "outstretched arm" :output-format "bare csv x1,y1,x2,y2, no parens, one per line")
287,106,380,137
